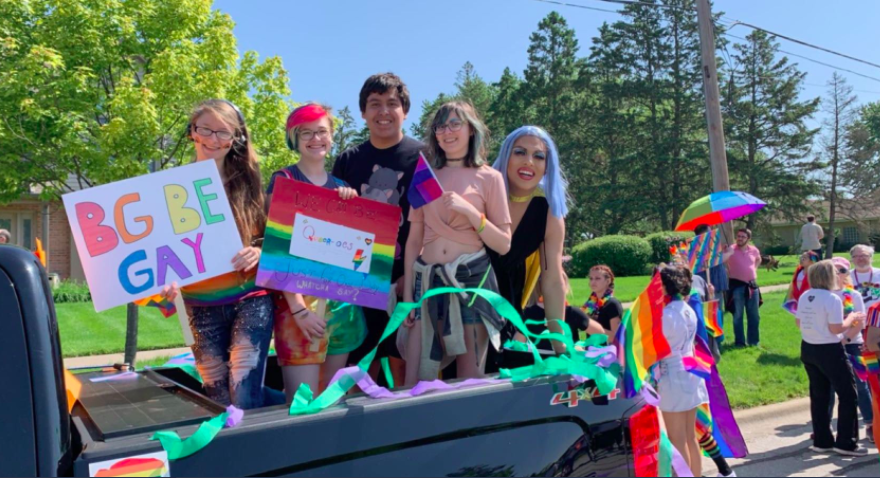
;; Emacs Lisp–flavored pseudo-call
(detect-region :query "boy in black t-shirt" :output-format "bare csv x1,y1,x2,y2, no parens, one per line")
332,73,426,384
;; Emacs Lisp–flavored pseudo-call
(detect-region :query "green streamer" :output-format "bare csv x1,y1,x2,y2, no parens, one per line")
381,357,395,389
150,411,229,460
289,287,618,416
658,430,674,477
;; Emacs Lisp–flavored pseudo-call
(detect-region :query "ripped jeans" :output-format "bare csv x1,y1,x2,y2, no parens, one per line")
188,295,274,409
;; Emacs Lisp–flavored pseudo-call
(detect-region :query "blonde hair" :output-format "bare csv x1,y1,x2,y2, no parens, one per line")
808,260,837,291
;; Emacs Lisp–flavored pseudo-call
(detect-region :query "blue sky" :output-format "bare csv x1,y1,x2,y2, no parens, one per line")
213,0,880,133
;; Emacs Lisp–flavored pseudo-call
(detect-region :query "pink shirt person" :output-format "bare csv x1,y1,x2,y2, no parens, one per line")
728,243,761,282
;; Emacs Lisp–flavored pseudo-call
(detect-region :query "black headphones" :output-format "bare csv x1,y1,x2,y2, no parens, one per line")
186,99,248,148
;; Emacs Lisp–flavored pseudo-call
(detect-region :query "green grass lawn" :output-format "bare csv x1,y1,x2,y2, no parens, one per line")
715,290,808,409
57,303,185,358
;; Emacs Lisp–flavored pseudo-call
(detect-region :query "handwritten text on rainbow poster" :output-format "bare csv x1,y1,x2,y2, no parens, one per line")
62,161,242,312
290,215,375,273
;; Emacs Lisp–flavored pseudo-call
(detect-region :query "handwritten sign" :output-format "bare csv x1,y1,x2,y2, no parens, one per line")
257,178,400,310
63,161,242,312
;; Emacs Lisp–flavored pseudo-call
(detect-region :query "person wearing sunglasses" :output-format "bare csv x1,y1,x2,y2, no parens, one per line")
830,257,874,443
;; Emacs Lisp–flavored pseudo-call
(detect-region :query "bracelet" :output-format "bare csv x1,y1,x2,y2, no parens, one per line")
476,213,487,234
291,307,307,318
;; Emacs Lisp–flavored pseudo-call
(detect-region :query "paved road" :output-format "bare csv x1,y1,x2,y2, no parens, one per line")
704,398,879,477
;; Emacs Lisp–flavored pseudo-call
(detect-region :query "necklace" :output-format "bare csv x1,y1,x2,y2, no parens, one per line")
509,192,534,203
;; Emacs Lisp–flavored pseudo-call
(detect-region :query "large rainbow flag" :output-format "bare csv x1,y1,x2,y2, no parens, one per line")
615,273,670,398
688,228,723,274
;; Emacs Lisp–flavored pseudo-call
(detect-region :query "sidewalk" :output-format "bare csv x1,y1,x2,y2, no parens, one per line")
63,347,192,369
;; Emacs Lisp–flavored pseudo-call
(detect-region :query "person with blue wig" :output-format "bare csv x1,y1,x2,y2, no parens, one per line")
487,126,570,358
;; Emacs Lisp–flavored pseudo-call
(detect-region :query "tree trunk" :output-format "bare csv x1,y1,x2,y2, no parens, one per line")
124,302,138,365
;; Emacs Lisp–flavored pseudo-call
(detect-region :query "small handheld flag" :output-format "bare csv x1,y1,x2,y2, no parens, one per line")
407,153,444,209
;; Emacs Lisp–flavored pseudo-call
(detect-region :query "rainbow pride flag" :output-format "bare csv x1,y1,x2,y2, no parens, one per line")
615,273,670,398
704,299,724,339
134,295,176,318
864,352,880,376
688,228,722,274
407,153,444,209
868,303,880,328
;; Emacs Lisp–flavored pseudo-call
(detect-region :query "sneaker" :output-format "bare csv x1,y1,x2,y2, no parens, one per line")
833,446,869,457
717,472,737,477
809,445,833,453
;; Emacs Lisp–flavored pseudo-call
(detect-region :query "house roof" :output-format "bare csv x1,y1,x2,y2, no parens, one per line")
769,194,880,226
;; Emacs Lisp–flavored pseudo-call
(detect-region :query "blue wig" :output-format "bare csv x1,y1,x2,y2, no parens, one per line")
492,126,569,218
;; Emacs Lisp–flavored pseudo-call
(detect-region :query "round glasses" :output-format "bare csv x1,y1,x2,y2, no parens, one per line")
433,120,464,135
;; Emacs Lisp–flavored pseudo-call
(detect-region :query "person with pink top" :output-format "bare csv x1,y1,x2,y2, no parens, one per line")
723,228,762,347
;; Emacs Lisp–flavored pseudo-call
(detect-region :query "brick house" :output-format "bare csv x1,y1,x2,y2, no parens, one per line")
0,177,85,281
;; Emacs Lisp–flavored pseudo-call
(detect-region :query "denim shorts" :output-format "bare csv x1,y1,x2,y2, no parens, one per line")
413,273,480,325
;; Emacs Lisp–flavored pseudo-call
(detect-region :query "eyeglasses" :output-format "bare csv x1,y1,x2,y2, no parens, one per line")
298,129,331,141
853,255,872,259
433,120,464,135
736,236,749,240
838,268,850,274
194,126,234,141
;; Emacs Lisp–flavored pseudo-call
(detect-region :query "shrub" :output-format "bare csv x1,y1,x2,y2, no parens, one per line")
644,231,696,265
52,280,91,304
762,244,793,256
570,235,653,278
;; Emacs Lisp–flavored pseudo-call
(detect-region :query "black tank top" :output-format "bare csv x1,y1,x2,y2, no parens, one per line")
487,196,550,316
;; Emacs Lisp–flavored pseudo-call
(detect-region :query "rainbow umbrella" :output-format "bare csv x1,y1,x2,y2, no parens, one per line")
675,191,766,232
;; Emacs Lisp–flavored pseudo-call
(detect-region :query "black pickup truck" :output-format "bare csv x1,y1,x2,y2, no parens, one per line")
0,245,651,477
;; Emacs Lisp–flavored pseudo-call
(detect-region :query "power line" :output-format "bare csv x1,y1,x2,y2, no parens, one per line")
724,21,880,71
724,32,880,84
530,0,621,14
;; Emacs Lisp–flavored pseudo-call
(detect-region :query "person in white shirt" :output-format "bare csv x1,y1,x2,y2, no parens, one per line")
797,260,867,456
831,257,874,442
800,215,824,256
850,244,880,309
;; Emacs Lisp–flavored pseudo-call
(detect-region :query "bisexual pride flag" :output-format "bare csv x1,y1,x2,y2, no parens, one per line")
407,153,444,209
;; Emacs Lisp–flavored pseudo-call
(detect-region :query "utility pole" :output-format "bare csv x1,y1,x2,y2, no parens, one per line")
696,0,733,242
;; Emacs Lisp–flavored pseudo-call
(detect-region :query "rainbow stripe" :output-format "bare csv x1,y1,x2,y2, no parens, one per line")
134,294,177,318
181,269,264,307
407,153,444,209
93,457,168,477
689,229,722,274
615,273,671,398
352,249,366,271
257,178,398,311
869,304,880,328
864,352,880,375
704,299,724,339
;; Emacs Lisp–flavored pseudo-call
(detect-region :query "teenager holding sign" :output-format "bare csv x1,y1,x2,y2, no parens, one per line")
161,99,278,410
266,104,366,402
402,101,512,386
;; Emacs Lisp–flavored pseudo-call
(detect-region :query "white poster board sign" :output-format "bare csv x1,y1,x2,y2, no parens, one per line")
63,161,242,312
289,214,376,273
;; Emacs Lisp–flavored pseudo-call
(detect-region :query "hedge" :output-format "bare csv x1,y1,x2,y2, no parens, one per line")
570,235,653,278
644,231,695,265
52,280,92,304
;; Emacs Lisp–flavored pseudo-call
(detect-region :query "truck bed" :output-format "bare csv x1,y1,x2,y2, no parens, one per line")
71,369,640,477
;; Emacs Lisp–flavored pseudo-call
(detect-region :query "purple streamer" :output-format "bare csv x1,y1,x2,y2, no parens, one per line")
585,345,618,368
225,405,244,428
90,371,137,382
326,366,508,402
707,366,749,458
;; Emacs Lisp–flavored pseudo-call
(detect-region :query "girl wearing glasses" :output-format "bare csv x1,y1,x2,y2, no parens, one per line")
402,101,512,386
488,126,571,359
160,99,280,410
265,104,365,401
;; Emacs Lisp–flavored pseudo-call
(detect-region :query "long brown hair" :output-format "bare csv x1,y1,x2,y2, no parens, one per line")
424,101,490,169
189,100,266,245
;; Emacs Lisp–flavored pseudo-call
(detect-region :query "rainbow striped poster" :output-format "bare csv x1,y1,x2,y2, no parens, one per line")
257,178,400,310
